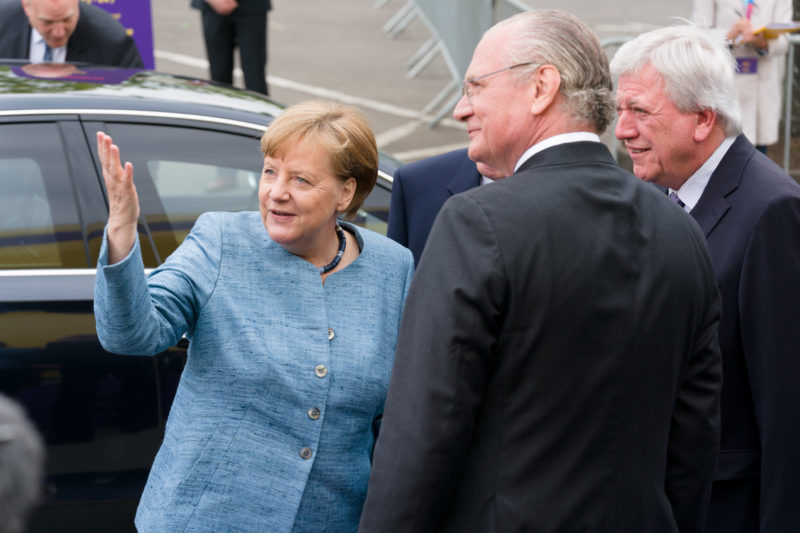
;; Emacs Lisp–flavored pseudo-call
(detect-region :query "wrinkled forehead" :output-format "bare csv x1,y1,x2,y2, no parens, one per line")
615,64,667,102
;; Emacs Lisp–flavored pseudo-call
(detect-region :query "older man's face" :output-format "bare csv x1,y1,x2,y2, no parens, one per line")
22,0,80,49
453,26,535,176
615,64,705,189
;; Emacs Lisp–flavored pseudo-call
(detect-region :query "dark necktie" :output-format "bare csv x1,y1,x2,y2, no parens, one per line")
668,191,685,208
43,44,52,62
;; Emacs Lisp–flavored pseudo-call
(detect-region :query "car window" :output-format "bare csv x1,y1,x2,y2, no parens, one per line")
101,122,392,264
352,178,390,235
102,122,264,261
0,123,85,269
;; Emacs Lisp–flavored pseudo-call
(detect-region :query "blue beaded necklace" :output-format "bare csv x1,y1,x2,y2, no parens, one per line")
318,223,346,274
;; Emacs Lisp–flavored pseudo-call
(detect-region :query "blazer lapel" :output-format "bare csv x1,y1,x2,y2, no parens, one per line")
690,135,752,236
446,154,482,196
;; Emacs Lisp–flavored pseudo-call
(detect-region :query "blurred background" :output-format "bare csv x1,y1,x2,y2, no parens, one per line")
150,0,800,179
152,0,694,163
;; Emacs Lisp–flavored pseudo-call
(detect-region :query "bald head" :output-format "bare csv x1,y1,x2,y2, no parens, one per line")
22,0,80,49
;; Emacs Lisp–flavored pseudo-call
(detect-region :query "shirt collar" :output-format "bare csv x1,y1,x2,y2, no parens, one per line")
670,136,735,212
30,28,67,63
514,132,601,173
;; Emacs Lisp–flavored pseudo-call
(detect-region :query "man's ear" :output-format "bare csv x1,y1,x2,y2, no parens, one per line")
693,109,718,143
530,65,562,115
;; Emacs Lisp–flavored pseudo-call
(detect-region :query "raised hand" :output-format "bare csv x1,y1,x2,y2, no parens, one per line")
97,131,139,264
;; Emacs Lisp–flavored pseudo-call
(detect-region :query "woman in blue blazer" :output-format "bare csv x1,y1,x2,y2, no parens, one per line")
93,101,414,532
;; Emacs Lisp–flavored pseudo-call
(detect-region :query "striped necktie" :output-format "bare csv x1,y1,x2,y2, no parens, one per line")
668,191,685,208
43,44,52,62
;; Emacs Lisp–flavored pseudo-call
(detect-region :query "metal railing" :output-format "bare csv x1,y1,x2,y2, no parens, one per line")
782,34,800,172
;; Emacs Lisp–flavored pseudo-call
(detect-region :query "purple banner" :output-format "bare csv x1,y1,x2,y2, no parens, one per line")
81,0,155,69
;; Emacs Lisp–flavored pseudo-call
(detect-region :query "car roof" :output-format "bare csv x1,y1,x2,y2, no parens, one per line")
0,62,401,179
0,63,284,129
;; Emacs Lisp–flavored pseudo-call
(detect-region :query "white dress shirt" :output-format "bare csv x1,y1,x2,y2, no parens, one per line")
29,29,67,63
514,132,602,172
670,136,736,213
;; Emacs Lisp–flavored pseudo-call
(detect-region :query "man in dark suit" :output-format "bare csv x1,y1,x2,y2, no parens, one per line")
0,0,143,68
387,148,503,264
613,24,800,533
190,0,270,95
358,10,722,533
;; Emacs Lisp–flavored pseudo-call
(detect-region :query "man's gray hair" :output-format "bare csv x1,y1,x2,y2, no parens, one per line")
610,24,742,137
0,394,44,533
493,10,616,134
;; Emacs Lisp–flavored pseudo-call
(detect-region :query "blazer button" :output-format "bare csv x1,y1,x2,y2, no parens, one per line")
299,447,313,460
328,327,335,341
308,407,321,420
314,364,328,378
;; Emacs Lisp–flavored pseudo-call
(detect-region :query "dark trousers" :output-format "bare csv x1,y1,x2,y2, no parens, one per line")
200,8,268,95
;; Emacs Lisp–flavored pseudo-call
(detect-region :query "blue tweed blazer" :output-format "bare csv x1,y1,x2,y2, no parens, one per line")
94,211,414,532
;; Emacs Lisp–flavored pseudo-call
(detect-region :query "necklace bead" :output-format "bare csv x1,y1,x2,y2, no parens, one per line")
318,223,346,274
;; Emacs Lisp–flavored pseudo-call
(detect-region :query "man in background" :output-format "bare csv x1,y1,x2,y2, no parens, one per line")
612,23,800,533
387,148,503,265
359,9,722,533
191,0,270,95
0,0,143,67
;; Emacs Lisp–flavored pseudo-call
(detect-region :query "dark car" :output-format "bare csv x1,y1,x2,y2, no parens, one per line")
0,62,397,532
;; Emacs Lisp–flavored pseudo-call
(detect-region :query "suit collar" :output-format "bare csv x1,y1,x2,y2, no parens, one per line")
690,135,755,236
446,151,482,195
516,141,616,174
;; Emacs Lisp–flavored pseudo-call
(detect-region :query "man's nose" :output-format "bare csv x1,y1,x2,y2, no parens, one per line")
614,111,635,141
453,91,472,122
50,24,67,38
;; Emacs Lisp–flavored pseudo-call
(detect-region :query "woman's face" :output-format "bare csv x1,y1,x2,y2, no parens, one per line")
258,139,356,261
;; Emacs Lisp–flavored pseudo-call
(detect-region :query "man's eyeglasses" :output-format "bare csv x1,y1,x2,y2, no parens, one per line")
461,62,538,106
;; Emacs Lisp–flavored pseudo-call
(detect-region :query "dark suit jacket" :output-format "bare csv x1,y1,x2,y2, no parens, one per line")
359,142,723,533
695,135,800,533
0,1,143,68
387,148,481,265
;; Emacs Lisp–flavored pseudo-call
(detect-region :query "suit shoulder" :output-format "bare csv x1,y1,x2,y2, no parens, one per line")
395,149,471,180
77,3,132,38
0,0,21,15
0,2,24,33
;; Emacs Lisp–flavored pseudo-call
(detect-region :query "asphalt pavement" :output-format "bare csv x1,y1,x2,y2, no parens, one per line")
152,0,692,163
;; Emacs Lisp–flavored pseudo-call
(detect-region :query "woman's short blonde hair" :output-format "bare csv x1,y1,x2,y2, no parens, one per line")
260,101,379,219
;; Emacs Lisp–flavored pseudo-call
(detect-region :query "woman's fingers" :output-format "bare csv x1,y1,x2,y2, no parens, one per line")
96,131,140,226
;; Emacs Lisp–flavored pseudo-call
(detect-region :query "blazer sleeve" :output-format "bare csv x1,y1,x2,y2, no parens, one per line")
665,269,722,533
739,193,800,530
358,193,505,532
94,213,222,355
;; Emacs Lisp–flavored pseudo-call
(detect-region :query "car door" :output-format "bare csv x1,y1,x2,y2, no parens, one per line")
1,111,394,533
0,116,167,532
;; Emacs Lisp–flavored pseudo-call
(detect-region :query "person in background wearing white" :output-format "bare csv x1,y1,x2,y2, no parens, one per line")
693,0,793,153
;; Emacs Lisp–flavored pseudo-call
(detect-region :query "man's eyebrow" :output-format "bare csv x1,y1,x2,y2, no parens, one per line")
37,10,75,23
